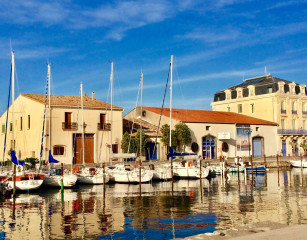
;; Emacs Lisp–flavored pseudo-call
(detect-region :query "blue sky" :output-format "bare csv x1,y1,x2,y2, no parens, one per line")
0,0,306,115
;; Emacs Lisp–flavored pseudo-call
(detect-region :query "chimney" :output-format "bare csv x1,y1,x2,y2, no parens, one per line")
92,92,95,100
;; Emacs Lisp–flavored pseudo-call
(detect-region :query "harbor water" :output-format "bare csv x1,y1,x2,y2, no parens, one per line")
1,169,307,239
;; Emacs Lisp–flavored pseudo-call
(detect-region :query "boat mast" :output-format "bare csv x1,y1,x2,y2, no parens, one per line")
81,82,85,167
140,73,143,161
110,62,113,163
11,51,15,152
48,64,51,154
169,55,173,149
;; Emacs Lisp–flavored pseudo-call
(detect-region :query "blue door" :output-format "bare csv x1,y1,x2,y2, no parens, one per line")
252,137,262,157
282,140,286,156
146,142,157,160
203,136,215,159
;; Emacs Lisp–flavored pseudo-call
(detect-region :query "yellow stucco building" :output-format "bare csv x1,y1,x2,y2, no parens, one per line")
211,74,307,157
0,92,123,165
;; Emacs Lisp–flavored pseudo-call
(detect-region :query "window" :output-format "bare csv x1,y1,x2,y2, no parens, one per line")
10,122,13,132
292,119,296,129
11,140,15,150
281,101,286,113
28,115,30,129
2,124,5,133
227,107,230,112
256,127,260,131
20,116,23,130
281,119,286,129
267,87,272,93
292,101,297,111
206,126,211,131
100,113,105,125
250,104,255,113
53,145,65,155
238,104,242,113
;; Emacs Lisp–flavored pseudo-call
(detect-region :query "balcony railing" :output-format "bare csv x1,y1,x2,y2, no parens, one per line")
278,129,307,135
62,122,78,130
97,123,111,131
281,109,286,114
292,110,297,114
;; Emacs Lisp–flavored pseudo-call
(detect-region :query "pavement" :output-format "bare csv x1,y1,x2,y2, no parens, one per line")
177,222,307,240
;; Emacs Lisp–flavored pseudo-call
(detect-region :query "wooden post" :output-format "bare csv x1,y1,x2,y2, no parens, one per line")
103,162,106,185
139,159,142,196
264,154,267,169
61,163,64,192
288,154,291,168
301,155,303,169
277,154,280,187
251,155,254,188
199,157,203,203
13,164,16,196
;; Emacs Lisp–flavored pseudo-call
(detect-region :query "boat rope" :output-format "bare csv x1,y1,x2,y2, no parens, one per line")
152,62,171,160
39,70,49,167
127,80,141,157
2,65,12,170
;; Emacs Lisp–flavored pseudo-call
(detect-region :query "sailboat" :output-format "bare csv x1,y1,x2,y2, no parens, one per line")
107,67,152,183
1,51,44,191
165,55,209,179
76,82,109,185
42,64,78,188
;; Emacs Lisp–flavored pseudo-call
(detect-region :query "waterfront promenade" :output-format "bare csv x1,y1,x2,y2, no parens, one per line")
179,222,307,240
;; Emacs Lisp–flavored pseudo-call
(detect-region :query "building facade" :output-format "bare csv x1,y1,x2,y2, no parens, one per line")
125,107,278,160
211,74,307,157
0,93,123,165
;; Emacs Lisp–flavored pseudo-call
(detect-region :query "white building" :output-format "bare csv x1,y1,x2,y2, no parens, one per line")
125,107,278,160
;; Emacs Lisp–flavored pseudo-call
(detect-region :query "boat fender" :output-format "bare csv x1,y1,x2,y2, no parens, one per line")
188,161,193,167
72,166,80,173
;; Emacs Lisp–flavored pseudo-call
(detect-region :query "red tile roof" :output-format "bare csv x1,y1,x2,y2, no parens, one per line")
141,107,278,126
21,93,123,110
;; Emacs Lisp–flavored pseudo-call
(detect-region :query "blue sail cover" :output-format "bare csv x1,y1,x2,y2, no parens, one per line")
167,147,196,159
48,150,59,163
11,150,25,166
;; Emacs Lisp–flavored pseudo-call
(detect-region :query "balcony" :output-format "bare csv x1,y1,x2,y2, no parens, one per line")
278,129,307,135
62,122,78,130
281,109,286,114
97,123,111,131
292,110,297,114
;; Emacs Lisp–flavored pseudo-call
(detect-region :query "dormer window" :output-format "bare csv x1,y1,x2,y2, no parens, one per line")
267,87,272,93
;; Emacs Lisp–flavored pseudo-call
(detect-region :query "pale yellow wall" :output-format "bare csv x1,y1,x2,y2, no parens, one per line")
125,108,180,161
211,85,307,156
0,95,123,164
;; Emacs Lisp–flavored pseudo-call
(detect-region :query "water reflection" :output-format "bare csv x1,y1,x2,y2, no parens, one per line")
1,170,307,239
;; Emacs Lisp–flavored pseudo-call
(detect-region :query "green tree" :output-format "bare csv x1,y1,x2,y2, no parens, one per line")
121,131,135,153
134,129,147,157
174,122,192,152
160,124,176,148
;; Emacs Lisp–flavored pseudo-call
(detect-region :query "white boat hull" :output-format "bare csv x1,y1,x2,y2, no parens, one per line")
291,160,307,168
8,179,44,191
43,173,78,188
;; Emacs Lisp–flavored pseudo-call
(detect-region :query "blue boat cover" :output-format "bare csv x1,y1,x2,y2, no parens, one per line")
167,147,196,159
48,150,59,163
11,150,25,166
